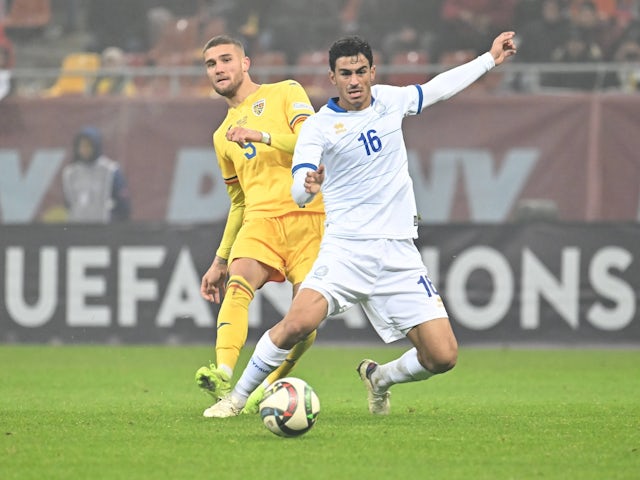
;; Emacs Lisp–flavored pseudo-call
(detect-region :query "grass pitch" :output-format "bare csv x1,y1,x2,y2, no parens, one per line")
1,345,638,480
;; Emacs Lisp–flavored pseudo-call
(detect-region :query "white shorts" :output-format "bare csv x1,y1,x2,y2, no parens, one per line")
300,236,448,343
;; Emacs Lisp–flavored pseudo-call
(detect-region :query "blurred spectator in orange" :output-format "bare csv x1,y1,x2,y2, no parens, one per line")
569,0,638,25
91,47,137,97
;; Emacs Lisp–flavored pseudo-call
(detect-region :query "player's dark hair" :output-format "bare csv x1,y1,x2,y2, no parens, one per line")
202,34,245,54
328,36,373,71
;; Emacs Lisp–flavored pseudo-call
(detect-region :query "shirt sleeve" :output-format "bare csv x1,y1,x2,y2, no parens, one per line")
418,52,495,111
213,141,244,260
215,181,245,260
285,80,315,130
268,81,315,154
290,118,324,207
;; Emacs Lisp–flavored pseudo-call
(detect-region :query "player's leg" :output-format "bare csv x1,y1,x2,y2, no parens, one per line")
242,329,317,414
242,213,324,413
203,288,328,418
197,218,287,403
357,240,457,414
196,257,271,400
267,213,324,378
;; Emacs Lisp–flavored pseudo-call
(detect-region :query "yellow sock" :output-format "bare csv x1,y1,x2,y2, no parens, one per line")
264,329,317,386
215,275,254,374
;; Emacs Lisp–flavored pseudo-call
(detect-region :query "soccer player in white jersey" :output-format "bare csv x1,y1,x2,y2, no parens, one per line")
204,31,517,417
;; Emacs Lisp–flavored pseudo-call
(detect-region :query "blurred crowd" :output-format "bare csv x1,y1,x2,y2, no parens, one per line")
1,0,640,98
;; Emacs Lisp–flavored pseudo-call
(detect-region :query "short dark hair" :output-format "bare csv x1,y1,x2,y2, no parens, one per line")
202,34,245,54
328,36,373,71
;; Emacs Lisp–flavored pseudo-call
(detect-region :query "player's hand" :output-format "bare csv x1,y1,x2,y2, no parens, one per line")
200,259,228,303
304,164,325,194
226,127,261,148
489,31,517,66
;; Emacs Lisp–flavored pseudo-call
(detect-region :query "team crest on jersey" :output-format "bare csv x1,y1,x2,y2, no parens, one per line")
334,122,346,134
252,99,265,116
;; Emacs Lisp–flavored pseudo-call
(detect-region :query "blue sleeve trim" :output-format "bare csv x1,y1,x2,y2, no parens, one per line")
414,84,424,114
292,163,317,175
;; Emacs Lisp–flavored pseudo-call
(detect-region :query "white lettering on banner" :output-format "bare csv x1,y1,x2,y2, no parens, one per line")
409,148,538,223
119,247,165,326
588,247,635,330
446,246,514,329
67,247,111,326
166,148,230,223
521,247,580,329
5,246,57,327
421,245,635,331
0,149,65,223
157,248,214,327
3,243,635,333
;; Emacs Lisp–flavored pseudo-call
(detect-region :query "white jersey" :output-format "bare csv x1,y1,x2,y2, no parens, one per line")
291,52,495,239
293,84,422,239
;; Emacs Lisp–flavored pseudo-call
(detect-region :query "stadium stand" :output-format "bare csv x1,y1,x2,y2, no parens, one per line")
147,16,200,67
43,52,100,97
249,50,288,83
5,1,640,97
1,0,51,32
295,49,333,97
386,50,430,86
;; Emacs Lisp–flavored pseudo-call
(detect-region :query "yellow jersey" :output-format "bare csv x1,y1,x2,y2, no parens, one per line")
213,80,324,219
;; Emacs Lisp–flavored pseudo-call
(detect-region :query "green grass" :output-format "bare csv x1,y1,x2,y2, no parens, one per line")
1,345,638,480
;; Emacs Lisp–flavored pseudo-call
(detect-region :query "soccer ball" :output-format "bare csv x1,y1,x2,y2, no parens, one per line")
259,377,320,437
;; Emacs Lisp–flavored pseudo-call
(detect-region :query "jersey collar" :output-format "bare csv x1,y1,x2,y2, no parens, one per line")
327,96,376,113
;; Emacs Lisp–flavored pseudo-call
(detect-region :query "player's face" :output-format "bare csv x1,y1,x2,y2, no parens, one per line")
330,53,376,111
203,44,249,98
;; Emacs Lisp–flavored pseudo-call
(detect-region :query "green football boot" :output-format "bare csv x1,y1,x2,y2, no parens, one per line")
195,363,231,400
241,385,266,415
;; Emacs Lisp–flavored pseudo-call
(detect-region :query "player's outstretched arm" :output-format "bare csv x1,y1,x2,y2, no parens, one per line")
489,31,517,66
419,30,517,109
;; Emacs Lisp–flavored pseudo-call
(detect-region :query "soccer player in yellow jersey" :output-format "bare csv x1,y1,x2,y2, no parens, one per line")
195,35,324,417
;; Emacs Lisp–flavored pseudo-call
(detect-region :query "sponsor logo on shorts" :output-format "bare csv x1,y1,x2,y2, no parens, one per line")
312,265,329,278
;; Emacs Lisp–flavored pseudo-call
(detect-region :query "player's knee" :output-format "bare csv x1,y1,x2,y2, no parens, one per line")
419,345,458,374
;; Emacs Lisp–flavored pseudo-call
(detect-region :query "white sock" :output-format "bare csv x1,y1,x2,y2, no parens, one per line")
373,348,434,391
232,330,291,404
